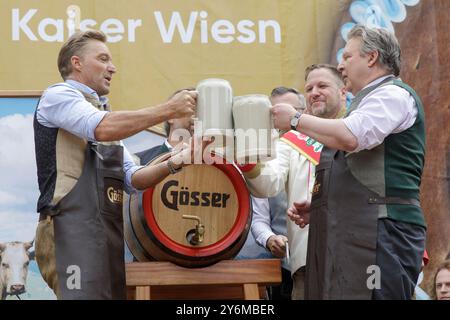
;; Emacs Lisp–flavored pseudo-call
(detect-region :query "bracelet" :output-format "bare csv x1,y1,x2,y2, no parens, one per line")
167,158,182,174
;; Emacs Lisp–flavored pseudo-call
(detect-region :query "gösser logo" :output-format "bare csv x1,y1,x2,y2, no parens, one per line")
107,187,123,204
161,180,231,211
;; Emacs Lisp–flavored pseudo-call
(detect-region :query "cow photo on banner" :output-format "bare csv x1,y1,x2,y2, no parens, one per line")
0,96,55,299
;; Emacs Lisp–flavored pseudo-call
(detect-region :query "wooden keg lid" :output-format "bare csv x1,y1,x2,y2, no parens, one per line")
142,154,250,258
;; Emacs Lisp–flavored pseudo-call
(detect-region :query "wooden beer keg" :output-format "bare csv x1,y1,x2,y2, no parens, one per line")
123,152,252,267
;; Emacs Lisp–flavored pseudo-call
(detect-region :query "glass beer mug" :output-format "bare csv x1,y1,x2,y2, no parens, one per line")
233,94,277,164
196,78,234,163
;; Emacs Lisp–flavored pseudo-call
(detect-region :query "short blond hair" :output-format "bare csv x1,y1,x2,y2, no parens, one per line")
57,30,107,79
304,64,344,88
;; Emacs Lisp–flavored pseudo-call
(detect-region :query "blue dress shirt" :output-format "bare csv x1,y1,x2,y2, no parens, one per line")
36,80,142,192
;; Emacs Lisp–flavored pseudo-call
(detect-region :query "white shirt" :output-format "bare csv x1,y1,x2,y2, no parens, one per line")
343,75,418,152
251,196,289,270
251,197,274,250
244,137,314,274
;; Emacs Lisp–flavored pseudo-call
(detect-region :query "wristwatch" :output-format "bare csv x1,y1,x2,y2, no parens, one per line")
167,159,182,174
290,112,302,130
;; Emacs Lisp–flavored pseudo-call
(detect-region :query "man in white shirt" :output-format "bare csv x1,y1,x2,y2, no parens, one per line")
248,194,291,299
135,87,196,166
241,77,346,299
274,25,426,299
34,30,202,299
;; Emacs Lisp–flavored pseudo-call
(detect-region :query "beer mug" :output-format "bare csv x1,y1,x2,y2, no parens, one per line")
196,79,234,163
233,94,277,164
196,78,233,135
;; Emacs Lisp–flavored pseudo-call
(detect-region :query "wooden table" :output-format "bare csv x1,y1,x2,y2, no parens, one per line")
126,259,281,300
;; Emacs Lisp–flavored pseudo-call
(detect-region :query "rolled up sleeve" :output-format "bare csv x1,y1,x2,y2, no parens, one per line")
251,197,274,249
37,84,107,141
343,85,417,152
122,144,143,194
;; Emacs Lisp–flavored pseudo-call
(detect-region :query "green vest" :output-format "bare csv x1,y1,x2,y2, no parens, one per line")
346,78,426,227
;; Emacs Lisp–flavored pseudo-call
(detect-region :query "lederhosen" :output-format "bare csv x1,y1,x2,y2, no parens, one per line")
35,92,125,299
306,77,426,300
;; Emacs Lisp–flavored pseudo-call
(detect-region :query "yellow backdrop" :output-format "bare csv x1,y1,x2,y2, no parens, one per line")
0,0,346,111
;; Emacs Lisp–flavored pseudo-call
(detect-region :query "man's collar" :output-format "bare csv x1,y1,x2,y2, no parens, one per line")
65,79,109,105
361,74,395,91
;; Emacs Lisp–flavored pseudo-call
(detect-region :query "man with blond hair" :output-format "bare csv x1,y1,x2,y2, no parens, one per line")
34,30,198,299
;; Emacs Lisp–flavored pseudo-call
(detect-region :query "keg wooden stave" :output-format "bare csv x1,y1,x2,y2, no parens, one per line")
124,152,252,267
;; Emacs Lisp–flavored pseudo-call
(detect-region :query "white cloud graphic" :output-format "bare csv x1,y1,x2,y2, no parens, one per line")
0,114,37,188
0,208,38,243
0,113,39,242
0,190,27,206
